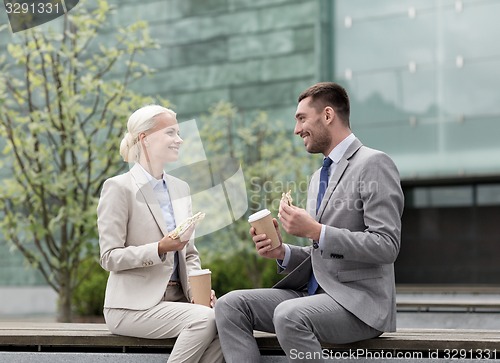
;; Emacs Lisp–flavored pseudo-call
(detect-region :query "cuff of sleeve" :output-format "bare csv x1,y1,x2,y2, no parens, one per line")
156,241,168,262
153,242,165,264
277,244,291,268
318,224,326,251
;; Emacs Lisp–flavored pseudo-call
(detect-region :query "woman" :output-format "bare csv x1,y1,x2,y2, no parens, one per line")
97,105,224,363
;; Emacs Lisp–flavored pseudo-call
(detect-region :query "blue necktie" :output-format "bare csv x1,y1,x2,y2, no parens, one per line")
316,157,333,215
307,157,333,295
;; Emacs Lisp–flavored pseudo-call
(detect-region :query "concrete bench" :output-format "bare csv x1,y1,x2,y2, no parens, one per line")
1,322,500,362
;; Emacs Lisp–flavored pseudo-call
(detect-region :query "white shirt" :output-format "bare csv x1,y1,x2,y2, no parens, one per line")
137,163,179,281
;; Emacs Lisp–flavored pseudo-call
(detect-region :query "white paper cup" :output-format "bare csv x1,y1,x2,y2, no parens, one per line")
248,209,280,250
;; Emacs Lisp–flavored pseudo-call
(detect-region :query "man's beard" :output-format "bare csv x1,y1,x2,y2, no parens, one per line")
306,122,331,154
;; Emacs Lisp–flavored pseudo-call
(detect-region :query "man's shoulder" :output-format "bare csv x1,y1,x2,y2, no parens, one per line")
354,145,393,161
349,145,399,175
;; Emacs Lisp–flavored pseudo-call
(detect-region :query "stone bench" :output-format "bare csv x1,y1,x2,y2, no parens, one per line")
1,322,500,362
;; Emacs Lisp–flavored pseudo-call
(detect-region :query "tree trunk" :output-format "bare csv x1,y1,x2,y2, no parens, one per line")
57,270,73,322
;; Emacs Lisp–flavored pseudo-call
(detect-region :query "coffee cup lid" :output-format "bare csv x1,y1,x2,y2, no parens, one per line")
188,269,211,276
248,209,271,223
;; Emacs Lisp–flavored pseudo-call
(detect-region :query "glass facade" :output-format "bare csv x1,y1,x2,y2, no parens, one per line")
329,0,500,179
327,0,500,285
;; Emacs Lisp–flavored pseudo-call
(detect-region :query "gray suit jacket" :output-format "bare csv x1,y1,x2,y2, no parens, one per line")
274,138,404,332
97,163,201,310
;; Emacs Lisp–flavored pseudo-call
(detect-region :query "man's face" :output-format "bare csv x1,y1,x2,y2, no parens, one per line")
294,97,331,155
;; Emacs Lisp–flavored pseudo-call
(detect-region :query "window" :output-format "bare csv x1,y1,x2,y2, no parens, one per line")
477,184,500,206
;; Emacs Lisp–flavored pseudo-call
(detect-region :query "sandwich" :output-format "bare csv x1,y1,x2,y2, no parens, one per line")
277,190,293,218
168,212,206,239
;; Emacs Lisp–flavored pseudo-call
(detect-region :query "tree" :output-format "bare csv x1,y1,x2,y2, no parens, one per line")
0,0,163,322
193,101,317,289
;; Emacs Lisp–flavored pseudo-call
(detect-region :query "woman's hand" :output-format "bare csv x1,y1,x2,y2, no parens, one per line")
210,289,217,308
158,223,195,255
158,235,189,254
190,290,217,308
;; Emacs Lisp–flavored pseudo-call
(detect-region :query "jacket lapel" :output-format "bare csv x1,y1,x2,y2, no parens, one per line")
130,163,169,236
315,138,363,220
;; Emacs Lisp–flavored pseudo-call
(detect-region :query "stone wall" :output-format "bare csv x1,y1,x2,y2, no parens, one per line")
110,0,318,121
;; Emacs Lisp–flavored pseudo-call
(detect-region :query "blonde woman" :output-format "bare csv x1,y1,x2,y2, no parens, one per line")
97,105,224,363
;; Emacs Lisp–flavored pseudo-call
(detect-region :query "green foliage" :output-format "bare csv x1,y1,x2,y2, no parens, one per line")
72,258,108,317
206,249,282,297
196,101,316,288
0,0,163,321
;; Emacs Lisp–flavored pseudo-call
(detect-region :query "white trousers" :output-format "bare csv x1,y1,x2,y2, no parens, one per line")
104,284,224,363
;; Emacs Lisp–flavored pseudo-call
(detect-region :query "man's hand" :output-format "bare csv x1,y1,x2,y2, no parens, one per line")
249,218,286,260
278,201,322,240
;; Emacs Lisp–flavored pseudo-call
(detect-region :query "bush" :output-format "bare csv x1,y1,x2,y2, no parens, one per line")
72,258,108,317
206,249,283,297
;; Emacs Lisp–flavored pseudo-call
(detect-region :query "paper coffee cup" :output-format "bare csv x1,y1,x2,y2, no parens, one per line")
188,269,212,307
248,209,281,250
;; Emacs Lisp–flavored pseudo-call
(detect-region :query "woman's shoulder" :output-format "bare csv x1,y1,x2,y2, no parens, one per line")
103,170,133,188
98,171,134,203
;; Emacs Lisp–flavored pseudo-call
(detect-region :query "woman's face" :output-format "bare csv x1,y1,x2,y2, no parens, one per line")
142,113,183,164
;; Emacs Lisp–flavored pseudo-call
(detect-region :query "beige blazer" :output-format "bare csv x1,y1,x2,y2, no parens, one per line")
275,138,404,332
97,163,201,310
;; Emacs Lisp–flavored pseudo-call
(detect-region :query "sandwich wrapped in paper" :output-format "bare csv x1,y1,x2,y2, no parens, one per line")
168,212,206,239
277,190,293,218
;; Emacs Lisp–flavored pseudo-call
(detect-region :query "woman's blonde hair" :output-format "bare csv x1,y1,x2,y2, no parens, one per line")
119,105,176,162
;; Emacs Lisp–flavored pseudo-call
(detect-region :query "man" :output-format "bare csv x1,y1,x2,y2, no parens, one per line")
215,82,404,362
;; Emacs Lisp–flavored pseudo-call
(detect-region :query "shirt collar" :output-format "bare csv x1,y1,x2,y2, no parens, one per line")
136,163,167,189
327,133,356,164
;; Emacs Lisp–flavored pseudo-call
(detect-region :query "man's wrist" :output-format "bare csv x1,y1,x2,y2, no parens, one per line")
277,244,291,268
277,245,286,260
307,222,322,241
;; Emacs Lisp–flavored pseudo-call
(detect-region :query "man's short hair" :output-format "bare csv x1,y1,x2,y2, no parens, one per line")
298,82,350,127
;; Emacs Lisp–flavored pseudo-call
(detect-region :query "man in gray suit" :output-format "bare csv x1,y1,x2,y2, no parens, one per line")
215,82,404,362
